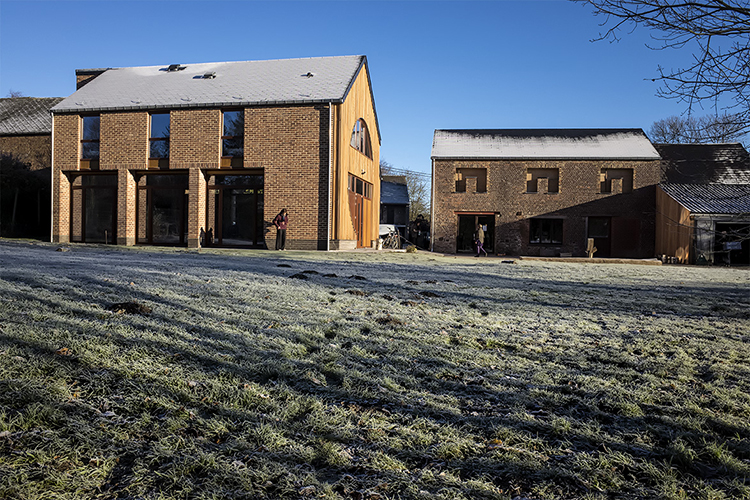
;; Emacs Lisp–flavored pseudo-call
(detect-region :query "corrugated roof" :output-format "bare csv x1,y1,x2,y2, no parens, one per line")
381,179,410,205
0,97,64,135
52,56,366,113
432,129,660,160
660,183,750,214
655,143,750,184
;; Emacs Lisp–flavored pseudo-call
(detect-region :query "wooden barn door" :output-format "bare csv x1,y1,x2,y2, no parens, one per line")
348,174,372,248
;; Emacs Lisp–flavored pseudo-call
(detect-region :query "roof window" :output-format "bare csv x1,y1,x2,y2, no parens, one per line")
167,64,186,72
202,72,216,79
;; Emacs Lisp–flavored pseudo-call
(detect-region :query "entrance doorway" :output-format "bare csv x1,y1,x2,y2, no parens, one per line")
137,174,188,245
588,217,611,258
206,174,264,247
457,214,494,253
348,174,373,248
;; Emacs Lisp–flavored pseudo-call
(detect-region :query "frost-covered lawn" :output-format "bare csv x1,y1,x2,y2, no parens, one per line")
0,240,748,500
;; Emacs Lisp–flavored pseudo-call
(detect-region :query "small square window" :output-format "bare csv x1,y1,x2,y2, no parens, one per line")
455,168,487,193
526,168,559,193
600,169,633,193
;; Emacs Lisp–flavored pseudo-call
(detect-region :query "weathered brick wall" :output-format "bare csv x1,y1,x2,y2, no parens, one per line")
247,105,329,250
433,159,661,257
0,134,52,171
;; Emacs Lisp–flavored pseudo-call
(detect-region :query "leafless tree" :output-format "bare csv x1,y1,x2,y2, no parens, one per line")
5,89,25,98
575,1,750,134
650,112,747,143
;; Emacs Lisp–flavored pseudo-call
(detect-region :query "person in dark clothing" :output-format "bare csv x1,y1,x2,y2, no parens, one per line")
273,209,288,250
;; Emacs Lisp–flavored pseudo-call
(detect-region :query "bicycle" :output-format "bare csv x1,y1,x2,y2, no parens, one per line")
381,229,401,249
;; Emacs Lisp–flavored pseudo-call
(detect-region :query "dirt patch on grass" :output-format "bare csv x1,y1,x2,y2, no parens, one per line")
107,301,152,315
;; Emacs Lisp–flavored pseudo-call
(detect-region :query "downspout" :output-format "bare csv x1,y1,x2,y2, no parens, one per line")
50,112,55,243
430,158,435,252
327,103,332,251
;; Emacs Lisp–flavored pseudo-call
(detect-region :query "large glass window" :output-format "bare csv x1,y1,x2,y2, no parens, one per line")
137,175,188,245
150,113,170,159
348,174,373,198
530,219,563,245
70,174,116,243
350,119,372,158
81,115,100,163
222,110,244,158
206,175,264,247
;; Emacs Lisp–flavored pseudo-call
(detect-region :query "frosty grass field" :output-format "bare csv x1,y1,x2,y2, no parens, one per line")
0,239,748,500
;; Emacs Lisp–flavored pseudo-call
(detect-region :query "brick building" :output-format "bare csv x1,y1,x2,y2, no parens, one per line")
51,56,380,249
431,129,662,257
1,97,64,237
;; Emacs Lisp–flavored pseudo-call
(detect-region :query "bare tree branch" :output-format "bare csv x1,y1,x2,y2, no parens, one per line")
575,0,750,134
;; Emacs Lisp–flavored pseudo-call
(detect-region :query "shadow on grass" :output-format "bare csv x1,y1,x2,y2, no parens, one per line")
1,241,749,499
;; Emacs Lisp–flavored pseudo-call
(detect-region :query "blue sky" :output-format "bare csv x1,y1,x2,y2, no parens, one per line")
1,0,695,175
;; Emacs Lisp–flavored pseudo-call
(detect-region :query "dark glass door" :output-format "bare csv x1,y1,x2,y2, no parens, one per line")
137,174,188,246
71,174,117,244
207,175,264,247
588,217,611,258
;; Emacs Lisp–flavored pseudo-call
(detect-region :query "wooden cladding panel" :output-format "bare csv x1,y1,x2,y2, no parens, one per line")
655,187,693,263
332,64,380,245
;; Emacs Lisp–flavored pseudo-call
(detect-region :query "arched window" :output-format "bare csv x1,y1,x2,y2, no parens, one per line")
350,119,372,158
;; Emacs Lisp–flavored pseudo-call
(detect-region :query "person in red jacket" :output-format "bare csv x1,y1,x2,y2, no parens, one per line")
273,209,288,250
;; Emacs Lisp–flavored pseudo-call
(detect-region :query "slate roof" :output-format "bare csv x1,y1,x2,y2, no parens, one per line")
432,129,660,160
660,183,750,215
381,177,410,205
52,56,367,113
654,143,750,184
0,97,64,135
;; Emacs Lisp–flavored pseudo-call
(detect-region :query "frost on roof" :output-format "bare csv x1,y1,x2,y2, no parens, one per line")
53,56,365,113
0,97,64,135
661,183,750,214
431,129,661,160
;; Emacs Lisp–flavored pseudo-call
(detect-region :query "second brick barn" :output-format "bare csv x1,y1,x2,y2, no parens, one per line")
430,129,662,258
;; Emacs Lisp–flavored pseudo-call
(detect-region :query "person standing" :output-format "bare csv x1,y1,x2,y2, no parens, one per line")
475,224,487,257
273,209,288,250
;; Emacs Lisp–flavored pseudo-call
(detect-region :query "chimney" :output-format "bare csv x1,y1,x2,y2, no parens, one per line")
76,68,110,90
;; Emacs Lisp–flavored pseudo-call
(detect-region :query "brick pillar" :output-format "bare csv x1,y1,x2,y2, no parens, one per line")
117,168,137,245
187,166,206,248
52,167,71,243
611,178,623,195
466,177,477,194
